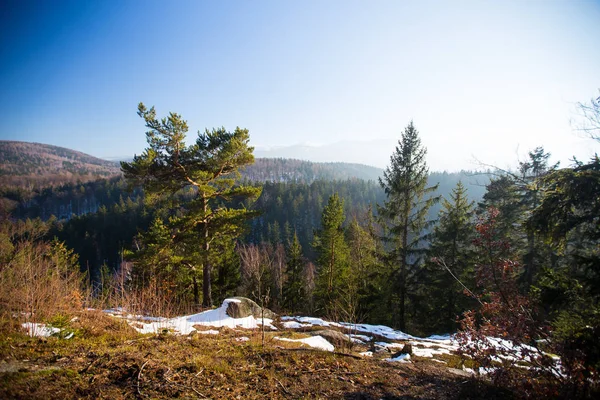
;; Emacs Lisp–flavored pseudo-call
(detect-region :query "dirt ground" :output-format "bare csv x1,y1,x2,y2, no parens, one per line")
0,322,514,400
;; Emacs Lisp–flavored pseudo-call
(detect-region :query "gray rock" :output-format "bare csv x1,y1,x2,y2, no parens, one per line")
309,329,351,346
225,297,277,320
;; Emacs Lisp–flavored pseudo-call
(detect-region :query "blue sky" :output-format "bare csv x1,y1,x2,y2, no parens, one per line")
1,0,599,171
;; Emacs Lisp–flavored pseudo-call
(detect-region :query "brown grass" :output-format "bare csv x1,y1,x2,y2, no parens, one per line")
0,314,516,400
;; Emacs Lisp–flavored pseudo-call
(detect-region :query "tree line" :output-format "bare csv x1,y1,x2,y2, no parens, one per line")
2,94,599,395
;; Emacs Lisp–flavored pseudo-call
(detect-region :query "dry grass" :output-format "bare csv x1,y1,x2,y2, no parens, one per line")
0,238,84,335
0,313,515,400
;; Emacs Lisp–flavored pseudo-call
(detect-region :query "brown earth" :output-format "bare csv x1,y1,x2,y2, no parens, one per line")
0,319,515,400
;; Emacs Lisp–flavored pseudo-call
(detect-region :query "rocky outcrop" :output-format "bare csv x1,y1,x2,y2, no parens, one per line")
225,297,277,320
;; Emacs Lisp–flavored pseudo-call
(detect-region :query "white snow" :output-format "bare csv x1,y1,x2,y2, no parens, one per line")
349,334,372,342
386,353,411,363
412,346,452,358
197,329,220,335
282,321,312,329
274,335,335,352
281,316,412,340
113,299,276,335
22,322,61,337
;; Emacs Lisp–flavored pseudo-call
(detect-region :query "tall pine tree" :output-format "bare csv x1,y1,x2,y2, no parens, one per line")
314,193,350,318
425,181,476,333
122,103,261,307
378,121,439,331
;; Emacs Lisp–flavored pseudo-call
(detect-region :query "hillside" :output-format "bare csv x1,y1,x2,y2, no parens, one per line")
243,158,383,182
0,141,121,188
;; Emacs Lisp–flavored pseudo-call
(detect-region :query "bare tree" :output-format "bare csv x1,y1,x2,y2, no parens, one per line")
574,90,600,142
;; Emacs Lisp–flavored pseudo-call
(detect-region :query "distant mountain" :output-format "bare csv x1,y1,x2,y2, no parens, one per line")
243,158,383,182
0,141,121,188
254,139,396,170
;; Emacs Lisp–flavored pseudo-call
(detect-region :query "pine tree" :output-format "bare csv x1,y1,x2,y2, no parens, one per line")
283,231,305,313
517,147,559,287
122,103,261,307
426,181,476,333
346,210,385,323
378,121,439,331
479,147,558,288
314,193,349,318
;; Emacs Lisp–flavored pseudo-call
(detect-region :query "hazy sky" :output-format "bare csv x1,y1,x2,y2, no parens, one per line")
1,0,599,171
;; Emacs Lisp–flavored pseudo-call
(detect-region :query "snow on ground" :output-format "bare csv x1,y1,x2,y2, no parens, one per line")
349,334,371,342
22,322,61,337
280,316,343,328
109,299,276,335
386,353,411,363
282,321,312,329
340,322,413,341
99,302,561,370
274,335,335,352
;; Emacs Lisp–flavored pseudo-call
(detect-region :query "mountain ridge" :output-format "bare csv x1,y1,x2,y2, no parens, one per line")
0,140,121,188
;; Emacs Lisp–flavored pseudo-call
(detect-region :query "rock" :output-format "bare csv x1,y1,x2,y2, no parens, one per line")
225,297,277,320
400,343,412,354
390,343,412,359
309,329,351,347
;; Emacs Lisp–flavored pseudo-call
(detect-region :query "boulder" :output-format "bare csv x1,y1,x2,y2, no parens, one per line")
390,343,413,359
309,329,351,347
224,297,277,320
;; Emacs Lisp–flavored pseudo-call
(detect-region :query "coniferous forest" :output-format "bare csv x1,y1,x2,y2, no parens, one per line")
1,95,599,398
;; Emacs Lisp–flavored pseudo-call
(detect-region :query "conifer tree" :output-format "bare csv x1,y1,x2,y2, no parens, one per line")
378,121,439,331
283,231,305,313
426,181,476,333
122,103,261,307
479,146,558,288
347,210,385,322
314,193,349,317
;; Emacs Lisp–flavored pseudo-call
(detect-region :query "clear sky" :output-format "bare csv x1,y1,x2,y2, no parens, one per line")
1,0,599,171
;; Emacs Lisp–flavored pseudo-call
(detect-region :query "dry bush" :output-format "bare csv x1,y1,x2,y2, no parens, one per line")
95,267,196,320
0,227,85,333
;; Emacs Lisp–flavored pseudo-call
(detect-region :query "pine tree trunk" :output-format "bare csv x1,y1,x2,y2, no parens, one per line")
202,196,212,308
193,274,200,307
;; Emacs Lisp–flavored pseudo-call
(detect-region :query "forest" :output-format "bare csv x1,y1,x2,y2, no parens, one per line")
1,95,599,398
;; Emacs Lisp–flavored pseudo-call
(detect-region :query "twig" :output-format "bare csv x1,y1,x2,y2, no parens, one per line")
276,378,290,395
137,360,149,396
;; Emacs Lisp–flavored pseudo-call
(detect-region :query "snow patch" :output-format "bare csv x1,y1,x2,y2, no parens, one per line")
386,353,411,363
110,298,276,335
274,335,335,352
22,322,61,337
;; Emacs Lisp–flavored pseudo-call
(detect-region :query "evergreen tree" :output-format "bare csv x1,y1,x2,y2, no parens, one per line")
378,121,439,331
122,103,261,307
314,193,349,318
283,231,305,313
517,147,559,287
479,147,558,288
426,181,476,333
346,210,385,323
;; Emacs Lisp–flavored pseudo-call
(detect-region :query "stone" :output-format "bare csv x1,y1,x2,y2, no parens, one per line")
224,297,277,320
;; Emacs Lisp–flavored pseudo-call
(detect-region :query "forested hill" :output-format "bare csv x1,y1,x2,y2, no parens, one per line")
242,158,383,182
0,141,121,188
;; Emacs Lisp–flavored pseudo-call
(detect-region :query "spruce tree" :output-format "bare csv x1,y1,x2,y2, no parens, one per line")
378,121,439,331
426,181,476,333
347,211,385,323
283,231,305,313
314,193,349,318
